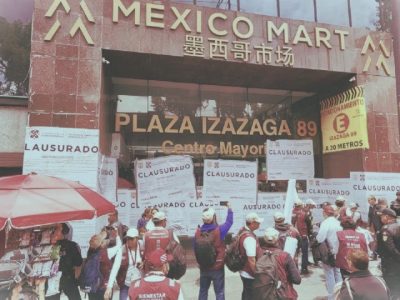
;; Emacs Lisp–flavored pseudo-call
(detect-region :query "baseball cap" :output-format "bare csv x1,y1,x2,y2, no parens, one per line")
264,227,279,243
294,199,303,206
274,212,285,222
153,211,166,222
126,228,139,238
202,208,215,223
349,202,358,209
336,196,346,202
246,212,264,224
306,199,316,206
381,208,397,218
147,249,172,268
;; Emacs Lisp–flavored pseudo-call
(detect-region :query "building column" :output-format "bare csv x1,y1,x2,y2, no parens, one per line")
392,0,400,133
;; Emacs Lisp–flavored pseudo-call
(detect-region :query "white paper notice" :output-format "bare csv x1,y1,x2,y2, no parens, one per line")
203,159,258,204
97,155,118,203
306,178,352,223
266,139,314,180
135,156,197,235
350,172,400,220
23,127,100,189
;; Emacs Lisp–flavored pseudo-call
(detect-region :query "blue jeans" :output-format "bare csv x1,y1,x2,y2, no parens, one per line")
198,269,225,300
321,263,342,300
120,285,129,300
301,236,309,270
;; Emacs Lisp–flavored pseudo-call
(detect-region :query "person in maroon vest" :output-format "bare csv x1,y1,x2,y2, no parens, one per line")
335,217,368,279
336,249,390,300
143,211,180,262
105,228,143,300
259,227,301,300
238,212,263,300
128,248,184,300
195,204,233,300
292,200,312,274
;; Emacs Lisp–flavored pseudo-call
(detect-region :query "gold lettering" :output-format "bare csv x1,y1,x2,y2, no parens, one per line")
267,21,289,44
179,116,195,133
164,115,179,133
208,13,228,36
236,118,249,135
249,119,263,135
202,117,207,134
171,7,191,32
146,3,164,28
263,119,277,135
233,145,241,156
240,144,249,158
278,120,291,135
232,16,254,39
148,115,163,133
293,25,313,47
221,118,236,134
113,0,140,24
315,27,332,49
132,114,146,133
161,140,173,154
197,11,202,33
334,29,349,51
207,117,221,134
115,113,130,132
220,141,232,155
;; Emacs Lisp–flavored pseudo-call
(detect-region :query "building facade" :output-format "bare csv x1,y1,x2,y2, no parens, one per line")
28,0,398,187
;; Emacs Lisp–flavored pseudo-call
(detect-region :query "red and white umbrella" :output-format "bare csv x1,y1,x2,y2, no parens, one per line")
0,173,115,230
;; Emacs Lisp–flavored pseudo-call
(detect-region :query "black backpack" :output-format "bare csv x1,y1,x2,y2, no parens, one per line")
165,230,186,280
253,250,282,300
194,229,217,268
224,230,248,272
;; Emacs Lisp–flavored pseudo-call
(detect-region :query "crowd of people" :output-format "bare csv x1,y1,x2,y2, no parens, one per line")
41,193,400,300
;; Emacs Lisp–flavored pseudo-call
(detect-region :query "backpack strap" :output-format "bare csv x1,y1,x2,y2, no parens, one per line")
344,278,353,300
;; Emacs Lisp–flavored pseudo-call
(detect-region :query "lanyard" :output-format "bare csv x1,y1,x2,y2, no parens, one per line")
127,244,138,266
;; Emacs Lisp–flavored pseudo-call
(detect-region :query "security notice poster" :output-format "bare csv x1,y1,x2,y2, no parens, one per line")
23,127,100,257
252,193,286,234
116,189,141,228
321,86,369,153
350,172,400,220
134,155,197,235
202,159,258,204
306,178,353,223
266,139,314,180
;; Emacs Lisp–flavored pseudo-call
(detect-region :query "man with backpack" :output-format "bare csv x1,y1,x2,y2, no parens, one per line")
336,249,390,300
238,212,263,300
253,228,301,300
194,204,233,300
143,211,186,280
128,248,184,300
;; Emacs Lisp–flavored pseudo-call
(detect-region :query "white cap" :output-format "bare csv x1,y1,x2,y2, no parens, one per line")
349,202,358,209
126,228,139,238
336,196,346,202
306,199,316,206
246,212,264,224
274,212,285,221
202,208,216,223
294,199,303,206
264,227,279,242
153,211,166,221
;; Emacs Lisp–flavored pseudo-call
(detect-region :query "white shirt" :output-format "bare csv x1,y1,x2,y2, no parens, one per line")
107,242,143,289
133,272,184,300
316,216,342,255
239,227,257,279
107,236,122,260
356,226,373,255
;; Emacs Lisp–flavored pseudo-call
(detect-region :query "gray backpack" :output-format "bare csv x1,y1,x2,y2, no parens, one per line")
253,250,281,300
